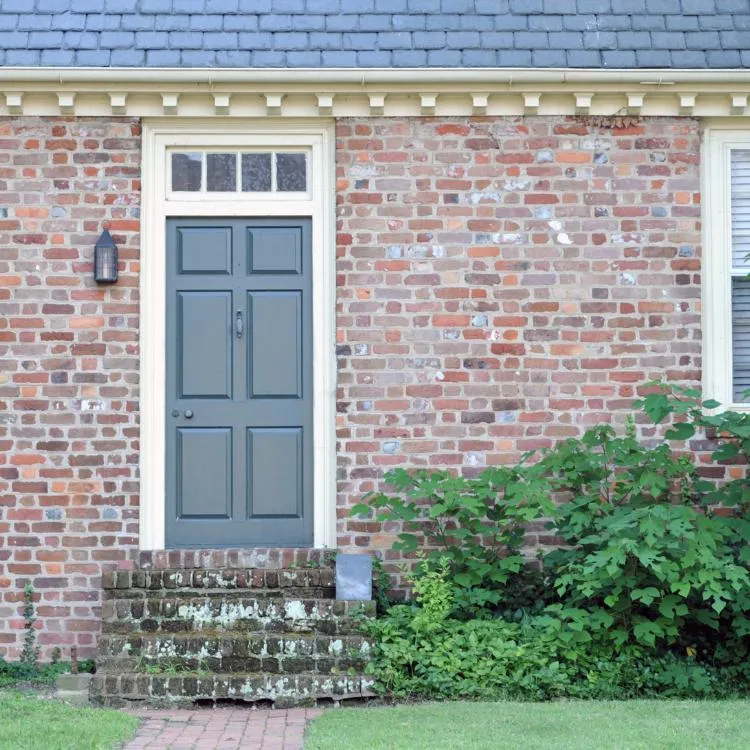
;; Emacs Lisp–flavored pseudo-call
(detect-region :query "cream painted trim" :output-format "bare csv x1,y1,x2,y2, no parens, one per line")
702,124,750,412
5,67,750,118
5,66,750,84
140,119,337,550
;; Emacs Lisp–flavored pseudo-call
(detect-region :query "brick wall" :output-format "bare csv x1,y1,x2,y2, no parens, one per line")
334,116,702,578
0,117,140,659
0,113,703,657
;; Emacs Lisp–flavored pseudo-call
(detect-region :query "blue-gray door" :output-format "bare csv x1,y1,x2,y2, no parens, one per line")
165,218,313,547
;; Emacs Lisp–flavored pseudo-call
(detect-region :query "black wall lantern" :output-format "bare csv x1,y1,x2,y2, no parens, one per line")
93,228,118,284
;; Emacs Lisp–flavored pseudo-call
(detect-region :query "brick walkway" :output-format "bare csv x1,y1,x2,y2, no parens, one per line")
124,707,323,750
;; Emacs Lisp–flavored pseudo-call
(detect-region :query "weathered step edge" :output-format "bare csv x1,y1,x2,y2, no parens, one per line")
99,632,373,659
122,548,335,572
102,567,335,594
96,651,369,675
100,597,375,635
90,672,376,709
96,632,373,674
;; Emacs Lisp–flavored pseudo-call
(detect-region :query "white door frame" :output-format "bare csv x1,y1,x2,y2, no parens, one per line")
139,119,336,550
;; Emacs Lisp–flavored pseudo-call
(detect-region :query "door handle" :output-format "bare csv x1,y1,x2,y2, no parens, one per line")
171,409,194,419
184,410,194,419
235,309,244,339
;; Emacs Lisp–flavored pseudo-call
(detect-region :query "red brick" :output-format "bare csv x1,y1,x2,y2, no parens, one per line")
335,115,702,586
0,116,140,660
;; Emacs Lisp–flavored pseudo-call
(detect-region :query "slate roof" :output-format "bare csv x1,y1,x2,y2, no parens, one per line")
0,0,749,69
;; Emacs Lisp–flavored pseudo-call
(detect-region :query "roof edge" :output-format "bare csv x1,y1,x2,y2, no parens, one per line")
1,66,749,85
2,67,750,118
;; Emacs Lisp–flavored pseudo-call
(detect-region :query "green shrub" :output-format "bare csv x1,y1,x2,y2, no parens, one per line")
354,384,750,698
360,562,749,701
351,465,553,613
539,419,750,653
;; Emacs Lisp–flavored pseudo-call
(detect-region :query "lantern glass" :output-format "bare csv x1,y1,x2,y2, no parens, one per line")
94,229,118,284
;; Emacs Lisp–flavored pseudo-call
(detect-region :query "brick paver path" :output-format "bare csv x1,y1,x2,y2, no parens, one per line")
124,707,323,750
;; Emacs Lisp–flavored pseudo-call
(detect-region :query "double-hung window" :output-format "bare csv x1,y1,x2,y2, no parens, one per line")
704,129,750,407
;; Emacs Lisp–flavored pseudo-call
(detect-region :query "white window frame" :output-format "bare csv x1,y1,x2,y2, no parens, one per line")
703,125,750,411
140,119,337,550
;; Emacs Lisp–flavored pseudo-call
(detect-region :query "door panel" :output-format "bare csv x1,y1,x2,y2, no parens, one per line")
178,226,232,274
247,227,302,274
248,291,302,399
247,427,303,518
177,427,232,519
177,291,233,399
165,218,313,548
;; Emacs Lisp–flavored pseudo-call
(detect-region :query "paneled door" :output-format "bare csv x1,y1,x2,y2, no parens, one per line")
165,218,313,547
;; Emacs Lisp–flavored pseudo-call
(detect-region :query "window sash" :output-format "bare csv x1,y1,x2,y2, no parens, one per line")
730,148,750,402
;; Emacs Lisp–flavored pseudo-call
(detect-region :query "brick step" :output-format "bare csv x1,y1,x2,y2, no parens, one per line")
101,597,375,635
99,632,372,659
105,586,334,601
131,548,333,572
96,653,368,676
103,568,335,597
96,632,372,675
90,671,376,709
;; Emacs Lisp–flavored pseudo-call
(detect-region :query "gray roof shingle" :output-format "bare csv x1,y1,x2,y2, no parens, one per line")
0,0,748,68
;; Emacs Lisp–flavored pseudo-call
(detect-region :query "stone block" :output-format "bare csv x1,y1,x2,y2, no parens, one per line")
56,672,93,707
335,554,372,601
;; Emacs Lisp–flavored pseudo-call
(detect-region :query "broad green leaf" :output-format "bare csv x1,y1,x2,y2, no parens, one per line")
664,423,695,441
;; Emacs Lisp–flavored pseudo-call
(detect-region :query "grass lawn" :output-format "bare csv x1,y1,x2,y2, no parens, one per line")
305,700,750,750
0,691,138,750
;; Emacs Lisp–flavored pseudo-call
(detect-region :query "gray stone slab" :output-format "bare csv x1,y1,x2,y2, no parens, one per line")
336,554,372,602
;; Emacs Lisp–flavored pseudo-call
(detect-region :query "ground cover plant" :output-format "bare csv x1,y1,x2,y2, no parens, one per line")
0,657,95,689
305,700,750,750
352,385,750,700
0,690,138,750
0,583,95,689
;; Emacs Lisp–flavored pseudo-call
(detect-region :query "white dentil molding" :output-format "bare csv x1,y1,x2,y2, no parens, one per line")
2,67,750,118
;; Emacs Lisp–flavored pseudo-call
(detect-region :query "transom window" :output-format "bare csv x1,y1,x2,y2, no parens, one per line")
169,150,308,194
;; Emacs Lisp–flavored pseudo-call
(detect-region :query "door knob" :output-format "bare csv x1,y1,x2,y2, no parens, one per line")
184,410,194,419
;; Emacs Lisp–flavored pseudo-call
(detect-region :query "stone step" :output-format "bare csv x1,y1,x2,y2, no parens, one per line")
90,671,376,709
102,567,335,597
96,632,372,675
101,597,375,635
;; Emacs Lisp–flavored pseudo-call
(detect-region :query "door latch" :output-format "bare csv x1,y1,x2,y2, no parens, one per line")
235,309,244,339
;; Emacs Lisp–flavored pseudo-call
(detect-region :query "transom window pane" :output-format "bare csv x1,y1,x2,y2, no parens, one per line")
276,152,307,192
171,152,201,192
206,153,237,192
242,153,272,192
169,150,309,194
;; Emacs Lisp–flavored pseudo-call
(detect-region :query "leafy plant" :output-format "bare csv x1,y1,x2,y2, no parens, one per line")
356,383,750,700
371,556,394,614
360,561,750,701
351,466,553,613
538,418,750,651
20,583,40,670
